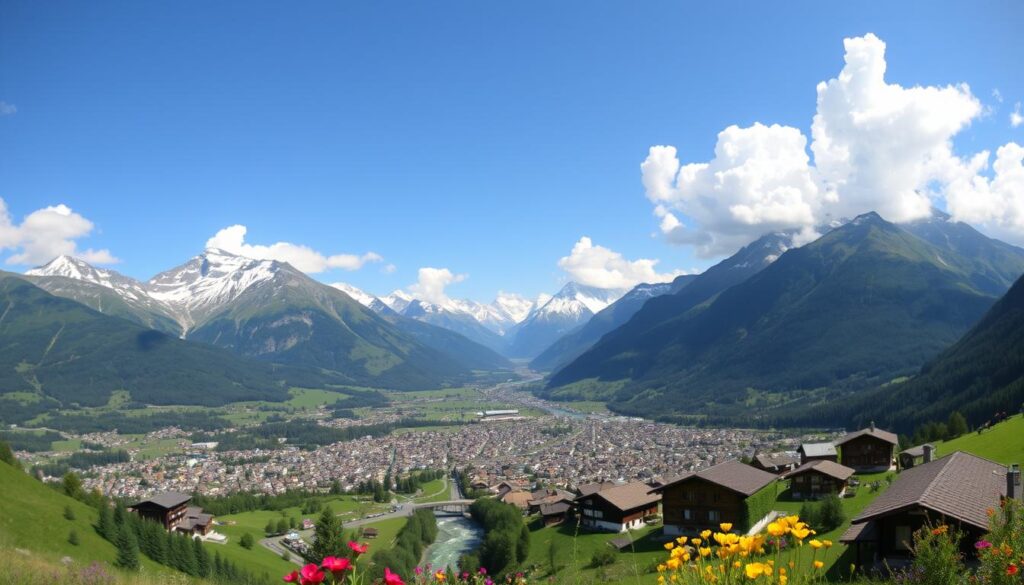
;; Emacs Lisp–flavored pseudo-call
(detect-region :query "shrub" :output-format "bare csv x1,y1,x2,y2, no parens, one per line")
976,499,1024,585
590,547,617,568
903,522,964,585
239,532,255,550
818,493,845,531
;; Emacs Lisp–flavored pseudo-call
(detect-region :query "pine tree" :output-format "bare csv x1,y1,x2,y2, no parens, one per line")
948,411,969,438
0,440,20,470
194,537,212,578
62,472,83,500
68,530,80,546
265,519,277,535
112,502,127,528
179,533,199,576
63,505,76,521
115,525,141,570
308,507,344,564
97,505,114,540
239,532,255,550
213,551,225,578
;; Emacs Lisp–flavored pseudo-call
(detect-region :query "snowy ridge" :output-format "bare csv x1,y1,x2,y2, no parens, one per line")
26,255,152,303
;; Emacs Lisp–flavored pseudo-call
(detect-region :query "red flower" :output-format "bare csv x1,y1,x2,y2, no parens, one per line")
299,563,325,585
321,556,352,576
384,567,405,585
348,541,368,556
1008,563,1019,576
283,571,300,583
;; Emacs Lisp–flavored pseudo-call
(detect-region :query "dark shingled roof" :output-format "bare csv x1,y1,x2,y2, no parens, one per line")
783,460,856,481
540,501,572,517
839,520,878,543
653,460,778,497
835,426,899,447
133,492,191,509
851,451,1007,530
576,481,619,499
755,452,800,468
590,482,661,512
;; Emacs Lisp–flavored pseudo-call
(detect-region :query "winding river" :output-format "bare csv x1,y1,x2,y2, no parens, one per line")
424,516,483,571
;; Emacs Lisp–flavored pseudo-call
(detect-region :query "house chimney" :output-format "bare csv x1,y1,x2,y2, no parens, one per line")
1008,464,1021,501
870,421,876,432
923,444,933,463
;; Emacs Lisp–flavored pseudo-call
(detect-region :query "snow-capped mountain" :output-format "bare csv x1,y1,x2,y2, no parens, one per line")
146,248,284,332
331,282,396,314
27,255,152,304
503,282,629,359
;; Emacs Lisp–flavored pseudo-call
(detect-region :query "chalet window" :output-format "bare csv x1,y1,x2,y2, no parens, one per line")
592,510,603,519
894,526,912,551
683,509,693,520
708,510,721,522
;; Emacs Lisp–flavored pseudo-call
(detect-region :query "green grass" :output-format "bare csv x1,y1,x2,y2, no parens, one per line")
934,413,1024,465
355,517,407,563
0,460,168,574
523,517,664,585
412,479,450,504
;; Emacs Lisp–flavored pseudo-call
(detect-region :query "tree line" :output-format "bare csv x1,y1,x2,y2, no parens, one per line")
459,498,530,577
368,509,439,580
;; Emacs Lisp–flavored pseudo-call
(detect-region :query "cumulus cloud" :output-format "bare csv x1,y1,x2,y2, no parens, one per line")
557,236,687,289
1012,102,1023,128
0,198,119,266
0,101,15,116
407,267,466,304
946,142,1024,244
205,225,382,273
642,33,1022,256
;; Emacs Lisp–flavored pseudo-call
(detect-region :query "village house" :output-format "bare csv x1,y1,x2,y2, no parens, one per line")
797,442,838,465
897,444,935,470
783,460,856,499
841,452,1021,566
835,423,898,472
498,488,533,512
129,492,214,536
752,452,800,475
575,481,661,533
651,460,778,536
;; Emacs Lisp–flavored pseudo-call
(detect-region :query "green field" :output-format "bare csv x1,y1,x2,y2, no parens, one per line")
523,518,663,584
935,413,1023,465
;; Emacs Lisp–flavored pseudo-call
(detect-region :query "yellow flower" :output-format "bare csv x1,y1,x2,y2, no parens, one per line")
720,522,733,532
733,561,742,569
766,522,786,537
823,540,833,548
699,547,711,557
791,526,811,540
657,564,666,572
657,576,665,585
779,575,788,585
676,536,688,545
671,547,687,559
744,562,771,579
666,558,681,570
813,560,825,569
810,539,823,549
435,571,446,582
701,530,712,540
691,538,702,546
664,542,675,550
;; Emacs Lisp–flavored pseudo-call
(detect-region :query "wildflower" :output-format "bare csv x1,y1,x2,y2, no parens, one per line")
435,570,447,581
320,557,352,577
666,558,681,570
348,541,369,555
699,547,711,557
691,538,703,546
823,540,833,548
701,529,712,539
676,536,688,545
813,560,824,569
744,562,771,578
932,525,949,536
664,541,675,550
720,523,733,532
809,539,823,549
384,568,405,585
977,540,993,550
767,522,786,537
1007,563,1019,576
299,564,325,585
283,571,300,583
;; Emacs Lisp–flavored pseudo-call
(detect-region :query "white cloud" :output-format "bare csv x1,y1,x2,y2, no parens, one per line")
993,89,1004,103
381,263,397,274
946,142,1024,244
1011,102,1023,128
407,267,466,304
0,198,119,266
642,33,1022,257
205,224,382,273
557,236,687,289
0,101,15,116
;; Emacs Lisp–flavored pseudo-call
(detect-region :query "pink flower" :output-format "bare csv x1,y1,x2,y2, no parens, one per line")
321,556,352,577
976,540,993,549
415,566,424,575
348,541,369,556
283,571,300,583
299,564,325,585
384,567,405,585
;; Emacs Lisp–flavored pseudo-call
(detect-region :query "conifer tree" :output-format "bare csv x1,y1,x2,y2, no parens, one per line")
0,440,20,470
308,507,344,564
97,504,114,540
63,505,76,520
68,530,80,546
115,525,141,570
194,536,212,578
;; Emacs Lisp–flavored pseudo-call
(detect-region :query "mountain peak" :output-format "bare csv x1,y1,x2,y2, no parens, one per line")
850,211,885,226
26,254,95,278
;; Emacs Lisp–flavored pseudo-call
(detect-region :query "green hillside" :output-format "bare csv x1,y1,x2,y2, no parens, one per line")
547,213,1017,424
0,273,341,423
0,460,165,573
934,414,1024,465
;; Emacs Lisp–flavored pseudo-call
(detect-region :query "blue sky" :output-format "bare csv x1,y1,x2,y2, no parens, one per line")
1,1,1022,302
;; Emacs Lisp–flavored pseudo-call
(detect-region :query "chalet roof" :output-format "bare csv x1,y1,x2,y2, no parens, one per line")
835,426,898,447
653,460,778,497
839,520,878,543
539,501,572,517
850,451,1007,530
899,444,935,457
608,536,635,550
499,490,533,509
576,481,619,498
799,443,838,458
755,452,800,468
783,460,856,481
132,492,191,510
589,481,661,512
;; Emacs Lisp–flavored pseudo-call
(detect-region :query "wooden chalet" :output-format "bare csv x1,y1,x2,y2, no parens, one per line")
897,444,935,470
835,423,898,472
575,482,661,533
129,492,214,536
797,442,838,465
651,460,778,536
782,460,856,500
752,452,800,475
841,453,1021,566
527,488,575,515
498,489,533,512
538,501,572,526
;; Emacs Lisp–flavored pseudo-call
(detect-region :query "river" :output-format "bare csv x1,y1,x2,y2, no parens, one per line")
424,516,483,571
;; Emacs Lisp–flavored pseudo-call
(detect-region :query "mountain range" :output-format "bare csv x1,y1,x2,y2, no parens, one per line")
542,212,1024,425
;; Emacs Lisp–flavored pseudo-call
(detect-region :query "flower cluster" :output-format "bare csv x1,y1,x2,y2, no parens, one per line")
975,500,1024,584
656,518,832,584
